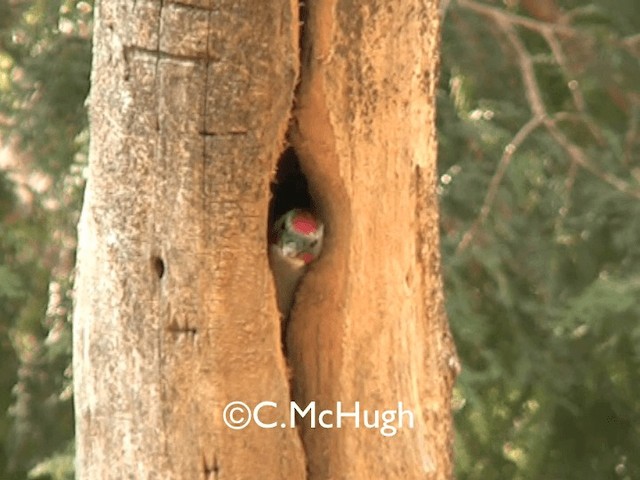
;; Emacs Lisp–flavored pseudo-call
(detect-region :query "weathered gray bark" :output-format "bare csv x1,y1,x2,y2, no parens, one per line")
74,0,304,478
73,0,456,479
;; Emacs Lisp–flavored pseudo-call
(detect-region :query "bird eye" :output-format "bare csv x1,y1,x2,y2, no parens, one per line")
309,240,317,247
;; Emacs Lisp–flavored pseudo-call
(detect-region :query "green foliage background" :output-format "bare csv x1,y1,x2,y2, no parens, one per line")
439,1,640,478
0,0,638,478
0,0,89,478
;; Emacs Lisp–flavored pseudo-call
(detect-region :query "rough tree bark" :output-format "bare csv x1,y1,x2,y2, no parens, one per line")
73,0,457,479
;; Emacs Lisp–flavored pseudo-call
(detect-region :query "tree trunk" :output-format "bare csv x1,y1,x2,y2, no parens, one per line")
287,1,457,477
73,0,456,479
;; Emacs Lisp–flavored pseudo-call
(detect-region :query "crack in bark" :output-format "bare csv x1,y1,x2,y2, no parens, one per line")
152,255,165,278
198,129,249,137
167,323,199,336
125,45,219,64
202,451,220,479
168,0,218,12
285,0,312,476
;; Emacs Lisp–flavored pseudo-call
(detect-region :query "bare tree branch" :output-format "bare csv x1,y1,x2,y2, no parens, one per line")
543,31,584,111
544,118,640,199
622,33,640,47
457,0,576,35
542,30,604,144
454,0,640,251
497,18,546,117
441,0,453,20
502,19,640,199
457,115,544,253
624,99,640,165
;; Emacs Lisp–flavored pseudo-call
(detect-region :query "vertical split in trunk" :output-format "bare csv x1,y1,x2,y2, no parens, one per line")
74,0,455,478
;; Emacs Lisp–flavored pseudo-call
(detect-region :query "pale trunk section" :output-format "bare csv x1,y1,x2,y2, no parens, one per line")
74,0,456,479
287,0,458,478
73,0,305,478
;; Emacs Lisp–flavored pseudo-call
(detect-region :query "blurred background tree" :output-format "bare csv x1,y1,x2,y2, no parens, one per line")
0,0,638,479
0,0,90,478
438,0,640,478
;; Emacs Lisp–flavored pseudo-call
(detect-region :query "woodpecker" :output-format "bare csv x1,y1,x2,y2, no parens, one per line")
269,208,323,315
